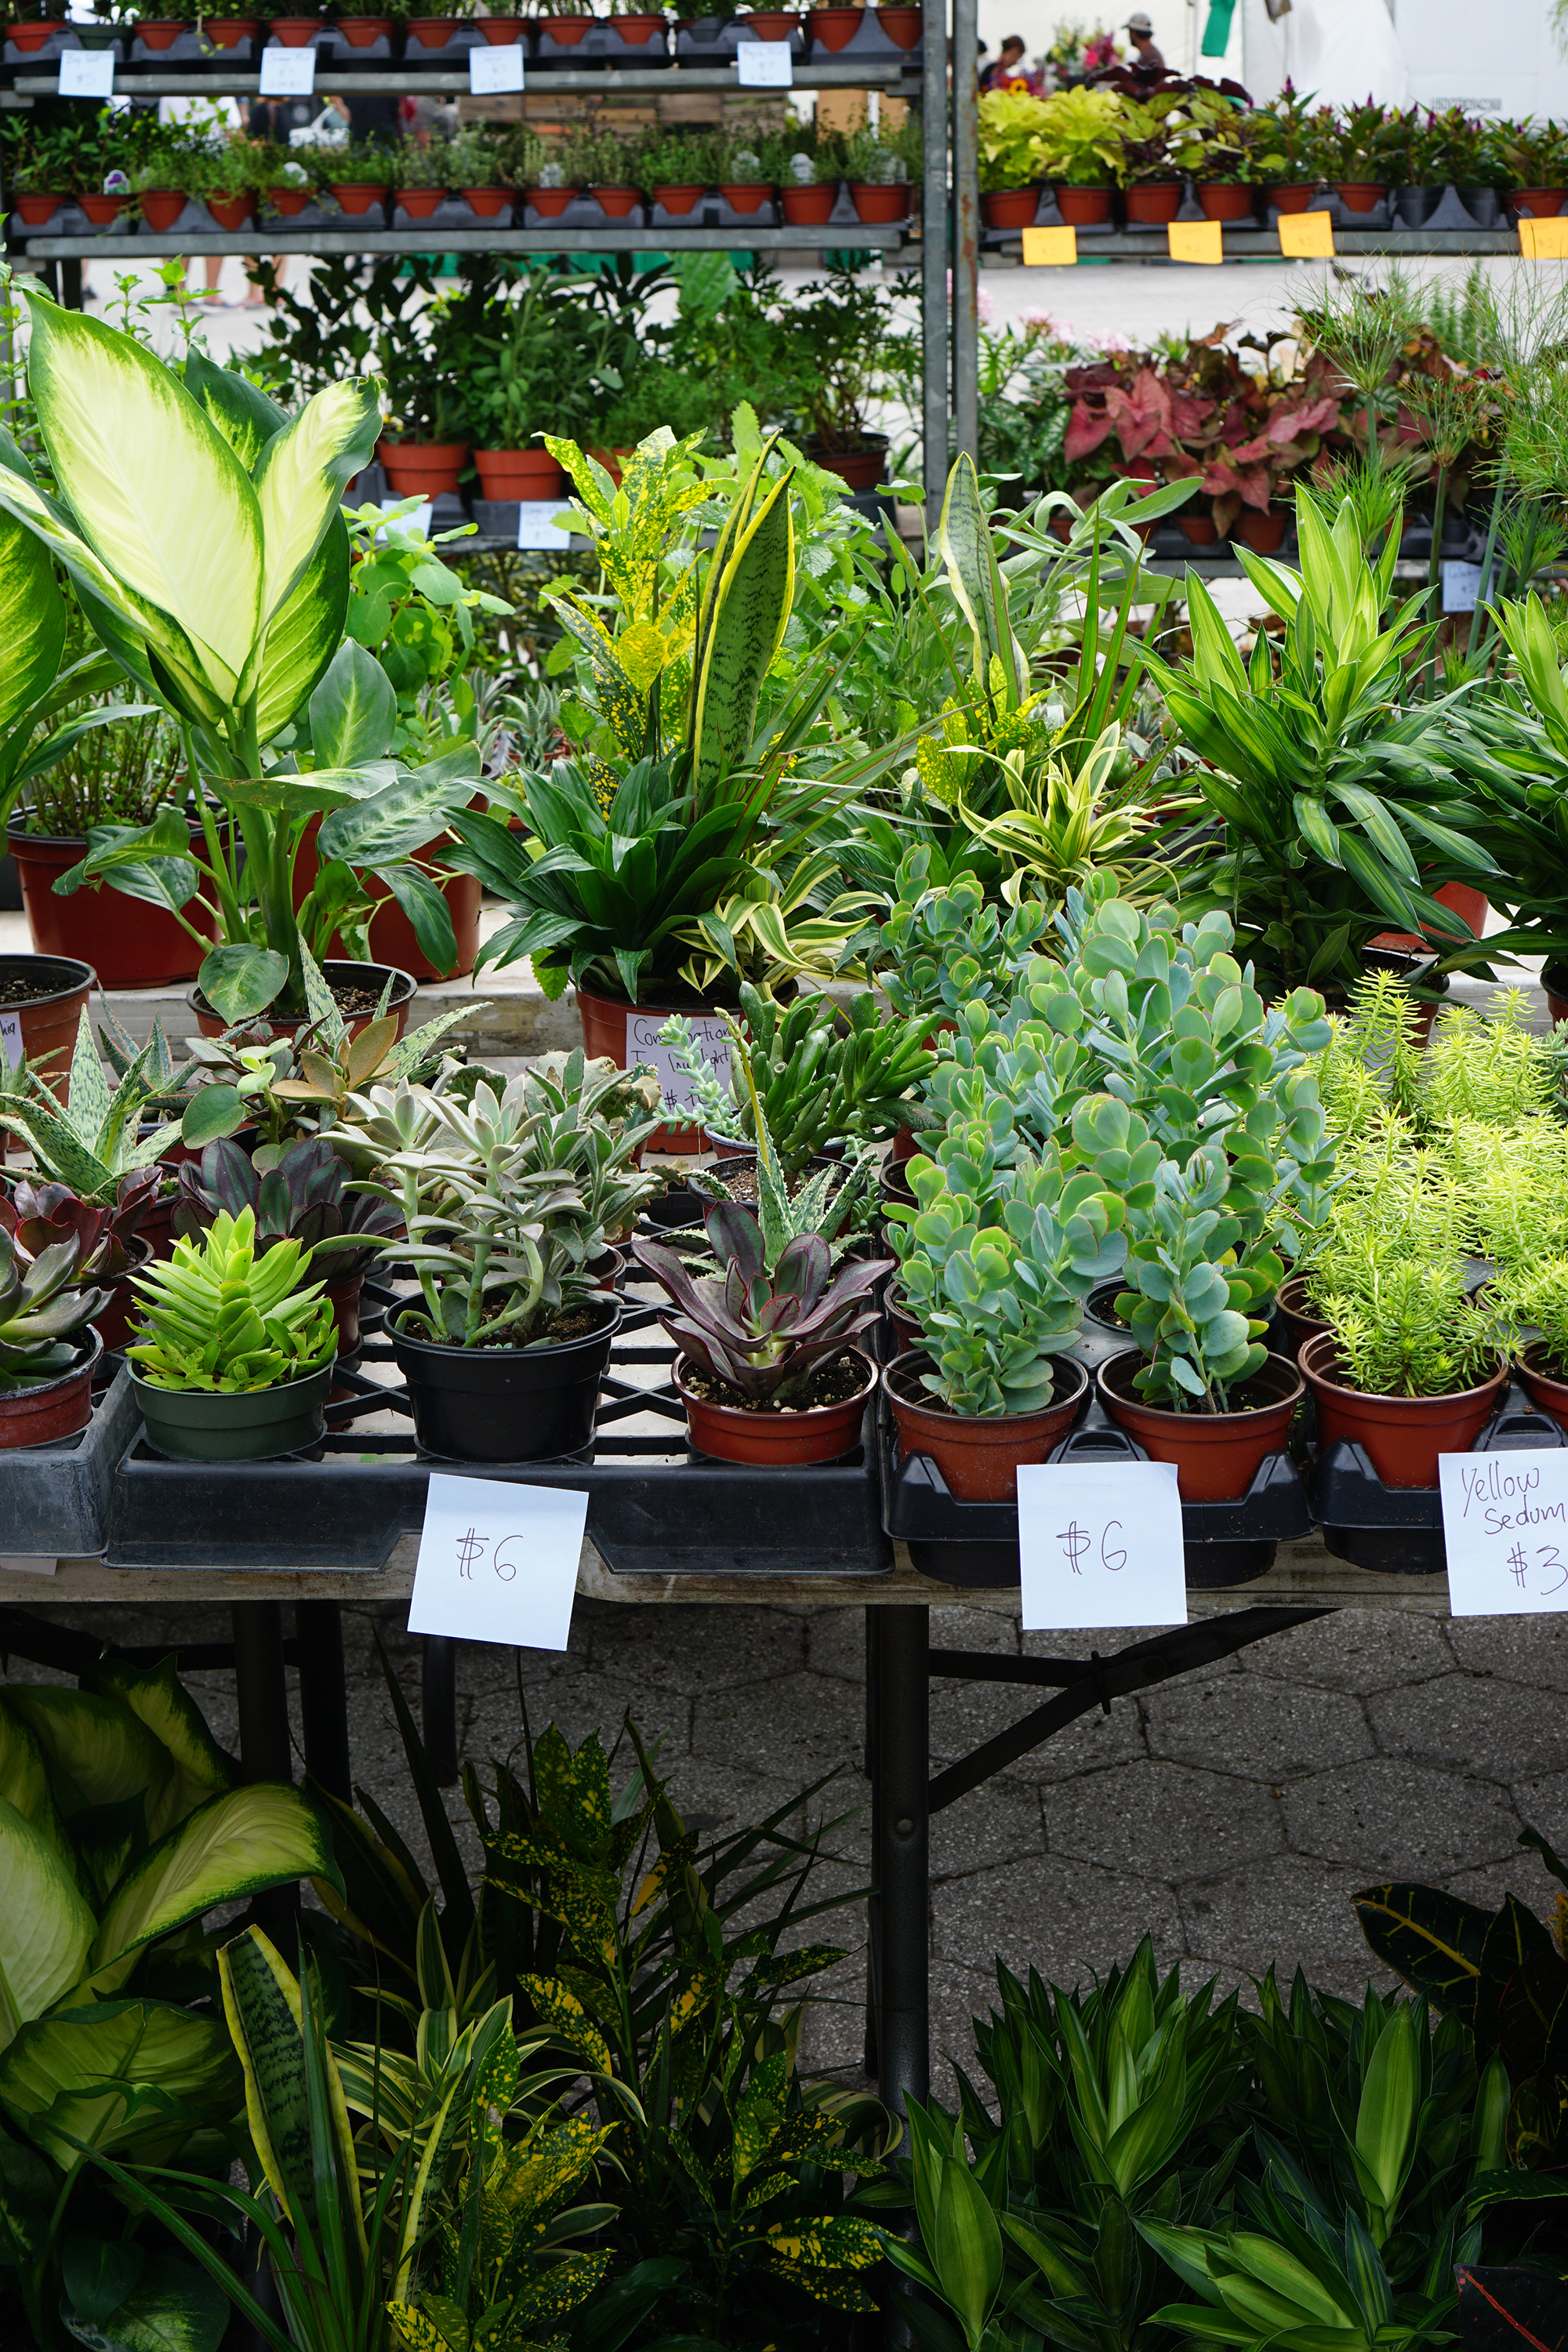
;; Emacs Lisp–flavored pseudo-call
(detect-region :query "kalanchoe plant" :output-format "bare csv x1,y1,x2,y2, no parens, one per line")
0,1168,158,1280
0,1231,108,1390
128,1208,336,1392
634,1205,889,1407
512,1048,661,1243
172,1138,401,1282
0,1010,179,1205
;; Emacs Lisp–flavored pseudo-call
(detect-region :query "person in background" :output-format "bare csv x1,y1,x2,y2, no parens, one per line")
1123,11,1166,71
979,34,1041,92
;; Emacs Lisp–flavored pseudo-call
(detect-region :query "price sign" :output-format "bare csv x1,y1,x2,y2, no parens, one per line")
408,1472,588,1650
470,39,524,91
1443,560,1483,613
1439,1450,1568,1615
1520,216,1568,260
630,1009,731,1117
58,47,114,98
1168,220,1222,263
1017,1461,1186,1631
260,42,316,95
517,500,570,550
1022,225,1076,265
1277,208,1334,257
736,38,793,85
379,498,432,539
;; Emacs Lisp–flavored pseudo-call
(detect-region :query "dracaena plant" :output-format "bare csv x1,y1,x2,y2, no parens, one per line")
172,1137,401,1283
0,1229,107,1388
128,1207,337,1392
634,1205,888,1406
0,301,478,1024
0,1167,158,1280
0,1008,180,1205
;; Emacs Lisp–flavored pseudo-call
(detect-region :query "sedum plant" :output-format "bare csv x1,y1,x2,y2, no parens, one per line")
1321,1256,1512,1399
127,1208,336,1392
0,1230,107,1389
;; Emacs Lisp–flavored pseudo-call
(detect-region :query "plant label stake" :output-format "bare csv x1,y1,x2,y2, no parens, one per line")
1017,1461,1186,1632
1439,1448,1568,1615
634,1011,731,1119
470,40,524,90
0,1014,20,1072
1442,561,1483,613
260,42,316,94
409,1472,588,1651
517,501,570,550
737,40,793,84
58,47,114,97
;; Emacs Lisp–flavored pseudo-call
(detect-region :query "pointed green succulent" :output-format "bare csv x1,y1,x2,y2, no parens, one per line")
127,1207,336,1392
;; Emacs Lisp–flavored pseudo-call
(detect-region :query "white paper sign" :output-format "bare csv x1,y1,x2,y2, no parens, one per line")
379,498,432,539
1439,1447,1568,1614
0,1013,20,1072
736,38,793,85
58,47,114,97
516,500,570,550
470,40,524,92
1442,560,1483,613
1017,1461,1187,1631
630,1010,732,1116
0,1555,56,1577
408,1472,588,1650
260,42,316,95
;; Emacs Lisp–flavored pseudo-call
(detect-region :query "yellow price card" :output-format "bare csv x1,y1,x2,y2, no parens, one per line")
1022,225,1077,265
1167,220,1223,263
1277,209,1335,256
1520,215,1568,257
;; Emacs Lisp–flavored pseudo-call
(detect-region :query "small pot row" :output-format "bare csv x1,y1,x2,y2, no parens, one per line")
982,179,1520,230
5,5,922,56
525,177,907,223
376,427,890,501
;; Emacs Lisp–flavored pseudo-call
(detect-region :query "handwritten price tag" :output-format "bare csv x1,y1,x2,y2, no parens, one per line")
1439,1449,1568,1615
1017,1461,1186,1631
408,1472,588,1650
59,46,115,97
0,1014,21,1073
260,42,316,95
736,38,793,85
630,1009,731,1117
516,500,570,550
1443,560,1483,613
470,40,524,92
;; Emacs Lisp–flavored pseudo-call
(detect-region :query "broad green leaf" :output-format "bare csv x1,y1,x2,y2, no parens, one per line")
0,1795,95,2047
0,507,67,764
25,294,263,705
62,2249,228,2352
931,2152,1003,2351
0,1998,241,2167
90,1784,337,1987
80,1657,231,1826
179,1085,246,1149
372,865,456,977
2,1687,172,1822
0,1706,73,1865
316,769,468,868
198,945,289,1025
254,514,350,746
182,345,288,472
250,375,379,641
307,639,394,772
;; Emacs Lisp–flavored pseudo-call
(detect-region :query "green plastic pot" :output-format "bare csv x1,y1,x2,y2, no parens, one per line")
131,1359,336,1460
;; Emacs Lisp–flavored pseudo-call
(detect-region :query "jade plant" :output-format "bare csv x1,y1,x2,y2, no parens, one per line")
875,849,1051,1031
0,1230,107,1389
172,1137,401,1278
127,1209,336,1392
634,1207,889,1406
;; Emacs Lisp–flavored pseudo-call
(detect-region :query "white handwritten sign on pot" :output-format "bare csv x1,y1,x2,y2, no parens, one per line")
0,1014,21,1072
736,39,793,84
408,1472,588,1650
58,47,114,97
630,1011,732,1120
1439,1449,1568,1615
1443,561,1483,613
470,38,524,90
1016,1461,1186,1632
260,42,316,94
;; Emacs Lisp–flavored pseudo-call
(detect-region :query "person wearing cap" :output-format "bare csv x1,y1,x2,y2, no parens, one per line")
1123,11,1166,67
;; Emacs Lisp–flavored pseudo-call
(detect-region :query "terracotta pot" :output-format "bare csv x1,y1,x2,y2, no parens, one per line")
741,7,800,31
267,183,312,214
5,23,62,50
876,2,921,42
134,20,184,45
1054,183,1112,224
982,187,1039,228
13,194,64,225
1196,181,1256,220
0,1331,100,1450
781,182,835,223
809,437,887,491
1179,514,1218,544
476,13,526,35
9,818,216,987
189,959,416,1043
367,858,481,980
1512,187,1566,216
405,13,456,41
652,183,705,215
1335,181,1386,212
461,185,510,216
525,185,579,216
78,194,129,226
1299,1330,1508,1490
396,187,445,217
269,16,321,39
887,1350,1089,1502
325,1272,364,1356
592,184,641,217
328,182,386,216
0,955,93,1102
1237,505,1287,554
335,13,393,38
809,4,861,47
720,180,772,214
850,180,909,222
91,1240,154,1357
577,982,730,1150
1272,1273,1330,1363
206,194,256,230
1515,1344,1568,1435
1096,1348,1304,1504
1269,183,1316,212
884,1282,920,1358
677,1348,877,1466
474,448,568,499
137,188,187,231
379,438,468,496
535,13,590,39
610,10,665,36
1125,180,1181,223
205,17,260,43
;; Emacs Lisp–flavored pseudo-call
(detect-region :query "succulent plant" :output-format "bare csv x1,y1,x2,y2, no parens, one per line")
0,1167,158,1280
127,1209,337,1393
874,848,1050,1029
172,1139,402,1283
0,1231,108,1389
514,1049,661,1241
633,1206,890,1407
0,1010,179,1204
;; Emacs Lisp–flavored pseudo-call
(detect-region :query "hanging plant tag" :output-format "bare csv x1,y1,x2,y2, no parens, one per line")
1017,1461,1186,1631
408,1472,588,1650
1439,1450,1568,1614
633,1011,731,1117
470,41,524,91
260,42,316,94
1442,561,1483,613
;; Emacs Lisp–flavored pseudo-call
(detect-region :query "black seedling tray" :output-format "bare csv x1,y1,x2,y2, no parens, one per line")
0,1363,140,1560
878,1384,1312,1590
103,1254,891,1579
1306,1387,1566,1574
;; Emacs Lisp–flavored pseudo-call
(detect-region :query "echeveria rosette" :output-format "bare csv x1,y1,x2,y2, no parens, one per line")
0,1167,158,1283
633,1204,891,1408
0,1231,110,1390
172,1137,402,1284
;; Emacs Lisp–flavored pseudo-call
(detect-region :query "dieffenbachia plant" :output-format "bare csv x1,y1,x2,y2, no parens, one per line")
0,298,478,1021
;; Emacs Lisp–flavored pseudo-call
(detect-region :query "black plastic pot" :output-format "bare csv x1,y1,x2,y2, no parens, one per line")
644,1188,707,1231
131,1357,334,1460
390,1298,621,1461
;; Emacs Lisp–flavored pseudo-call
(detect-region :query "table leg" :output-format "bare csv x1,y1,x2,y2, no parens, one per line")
874,1604,929,2119
422,1635,458,1787
864,1608,882,2078
296,1600,350,1802
232,1602,291,1784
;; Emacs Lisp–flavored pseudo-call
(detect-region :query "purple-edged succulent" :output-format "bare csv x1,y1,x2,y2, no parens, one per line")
172,1138,402,1284
633,1202,892,1407
0,1167,158,1280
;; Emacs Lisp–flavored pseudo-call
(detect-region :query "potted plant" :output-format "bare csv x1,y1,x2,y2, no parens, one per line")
1167,89,1265,220
717,136,775,216
1118,93,1182,222
0,1169,159,1356
331,0,401,46
172,1136,401,1356
1253,83,1320,210
1498,118,1568,216
774,136,837,225
392,134,448,218
1036,82,1126,224
443,125,512,218
4,0,70,54
560,124,640,219
1426,107,1505,223
264,154,314,216
603,0,670,52
1300,1254,1512,1490
405,0,470,48
0,1226,107,1450
323,137,394,219
1447,595,1568,1007
635,127,721,216
779,266,895,486
267,4,327,43
1322,96,1400,212
336,1073,623,1462
737,2,800,36
535,0,593,62
806,0,862,52
978,88,1050,228
0,1007,186,1254
125,1207,338,1459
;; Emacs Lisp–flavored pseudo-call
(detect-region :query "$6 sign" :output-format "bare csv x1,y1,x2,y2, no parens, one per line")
1056,1518,1127,1577
456,1526,531,1582
1017,1461,1186,1632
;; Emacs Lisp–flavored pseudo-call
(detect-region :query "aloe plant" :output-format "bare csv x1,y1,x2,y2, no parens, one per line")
127,1207,337,1392
0,1008,178,1204
634,1205,888,1405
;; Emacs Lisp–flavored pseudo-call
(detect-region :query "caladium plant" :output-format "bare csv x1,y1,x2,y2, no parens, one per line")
634,1205,891,1406
0,1229,108,1388
172,1138,401,1283
0,1168,158,1280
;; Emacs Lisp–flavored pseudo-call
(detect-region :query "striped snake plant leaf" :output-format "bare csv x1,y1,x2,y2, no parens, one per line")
216,1926,366,2256
689,468,795,798
939,450,1026,712
0,1796,96,2049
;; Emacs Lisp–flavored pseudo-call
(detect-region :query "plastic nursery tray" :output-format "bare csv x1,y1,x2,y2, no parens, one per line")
1305,1387,1566,1575
877,1384,1312,1591
0,1363,140,1560
102,1252,891,1578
